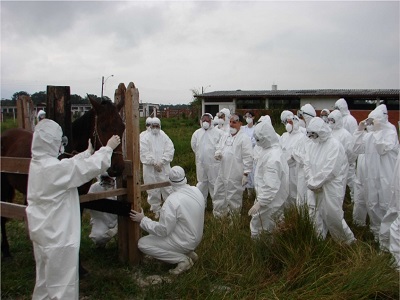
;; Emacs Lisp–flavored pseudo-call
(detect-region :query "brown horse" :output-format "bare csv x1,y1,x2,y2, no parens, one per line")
1,96,126,259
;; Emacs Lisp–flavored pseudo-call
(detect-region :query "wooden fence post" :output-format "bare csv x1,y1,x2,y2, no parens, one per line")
16,95,35,131
46,86,72,141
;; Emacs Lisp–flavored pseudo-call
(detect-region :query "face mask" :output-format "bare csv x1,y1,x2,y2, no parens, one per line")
366,125,374,132
328,122,335,130
321,116,328,123
202,122,210,130
285,123,293,133
246,118,253,124
218,119,224,125
229,127,238,135
151,128,160,135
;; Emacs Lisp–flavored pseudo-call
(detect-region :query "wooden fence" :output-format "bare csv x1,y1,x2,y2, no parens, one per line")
0,83,171,265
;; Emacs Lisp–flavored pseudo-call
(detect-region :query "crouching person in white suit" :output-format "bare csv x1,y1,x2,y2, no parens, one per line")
130,166,205,275
88,173,118,247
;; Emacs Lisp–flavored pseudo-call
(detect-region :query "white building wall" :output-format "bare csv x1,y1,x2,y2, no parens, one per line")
300,97,338,111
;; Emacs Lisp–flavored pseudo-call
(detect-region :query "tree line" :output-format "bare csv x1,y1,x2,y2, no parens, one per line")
0,91,107,106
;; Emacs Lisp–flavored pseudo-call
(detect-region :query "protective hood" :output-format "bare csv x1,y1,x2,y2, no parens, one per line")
301,104,316,118
321,108,330,115
280,110,294,123
151,117,161,128
146,117,153,125
328,110,343,130
335,98,350,116
254,121,279,149
219,108,231,120
376,104,389,122
169,166,188,188
307,117,332,143
31,119,63,159
258,115,272,125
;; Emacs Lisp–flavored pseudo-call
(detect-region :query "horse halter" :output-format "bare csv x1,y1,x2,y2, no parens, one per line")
92,115,123,156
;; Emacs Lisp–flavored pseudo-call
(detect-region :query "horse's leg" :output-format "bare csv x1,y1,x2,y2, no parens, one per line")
79,205,89,277
1,176,14,258
1,217,11,258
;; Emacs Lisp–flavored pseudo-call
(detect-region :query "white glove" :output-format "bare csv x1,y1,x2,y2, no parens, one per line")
106,135,121,150
87,139,94,154
130,208,144,223
358,120,367,131
307,184,323,193
248,202,261,216
214,150,222,161
242,174,248,186
154,162,163,172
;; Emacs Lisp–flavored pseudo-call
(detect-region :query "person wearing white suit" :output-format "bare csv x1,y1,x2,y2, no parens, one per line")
140,117,174,218
26,119,120,300
248,121,289,238
130,166,205,275
304,117,356,244
191,113,223,204
213,114,253,217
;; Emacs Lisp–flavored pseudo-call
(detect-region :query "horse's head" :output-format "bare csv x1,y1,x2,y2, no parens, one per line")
88,96,125,177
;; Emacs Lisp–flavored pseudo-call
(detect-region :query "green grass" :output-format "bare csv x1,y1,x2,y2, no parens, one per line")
1,117,399,299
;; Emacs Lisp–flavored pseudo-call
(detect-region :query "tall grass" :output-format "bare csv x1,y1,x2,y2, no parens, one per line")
1,117,399,299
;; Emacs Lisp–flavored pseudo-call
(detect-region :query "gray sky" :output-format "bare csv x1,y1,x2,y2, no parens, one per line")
1,1,399,105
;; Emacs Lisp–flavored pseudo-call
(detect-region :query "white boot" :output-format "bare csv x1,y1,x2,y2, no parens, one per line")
169,257,193,275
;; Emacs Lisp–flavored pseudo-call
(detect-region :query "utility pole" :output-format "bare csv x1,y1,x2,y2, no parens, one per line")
101,75,114,99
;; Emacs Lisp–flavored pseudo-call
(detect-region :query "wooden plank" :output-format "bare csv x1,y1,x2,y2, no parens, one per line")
0,157,133,176
0,202,26,220
79,188,129,203
0,157,31,174
140,181,170,191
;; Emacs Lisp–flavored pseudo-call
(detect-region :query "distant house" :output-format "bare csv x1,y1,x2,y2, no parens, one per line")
139,102,159,118
195,87,399,125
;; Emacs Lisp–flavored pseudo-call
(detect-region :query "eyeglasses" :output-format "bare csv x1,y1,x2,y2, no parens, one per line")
328,118,335,123
151,124,160,128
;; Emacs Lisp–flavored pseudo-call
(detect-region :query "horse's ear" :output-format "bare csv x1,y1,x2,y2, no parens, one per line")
115,84,125,112
88,94,103,114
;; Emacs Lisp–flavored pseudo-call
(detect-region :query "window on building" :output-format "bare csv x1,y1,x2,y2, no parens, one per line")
268,98,300,110
236,99,265,109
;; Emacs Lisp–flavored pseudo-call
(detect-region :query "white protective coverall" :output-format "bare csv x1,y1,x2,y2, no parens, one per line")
353,108,399,240
218,108,231,133
138,167,205,265
328,110,357,202
291,108,314,206
88,177,118,247
334,98,358,134
241,120,256,191
379,151,400,254
213,127,253,217
280,111,304,206
140,117,153,140
304,117,356,244
352,152,368,226
191,119,223,202
26,119,113,300
140,117,174,214
250,121,289,237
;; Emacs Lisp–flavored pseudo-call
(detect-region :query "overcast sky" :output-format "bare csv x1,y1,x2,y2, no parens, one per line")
1,1,399,105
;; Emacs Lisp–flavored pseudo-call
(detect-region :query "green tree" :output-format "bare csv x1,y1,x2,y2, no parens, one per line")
31,91,46,105
189,87,202,119
12,91,30,101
